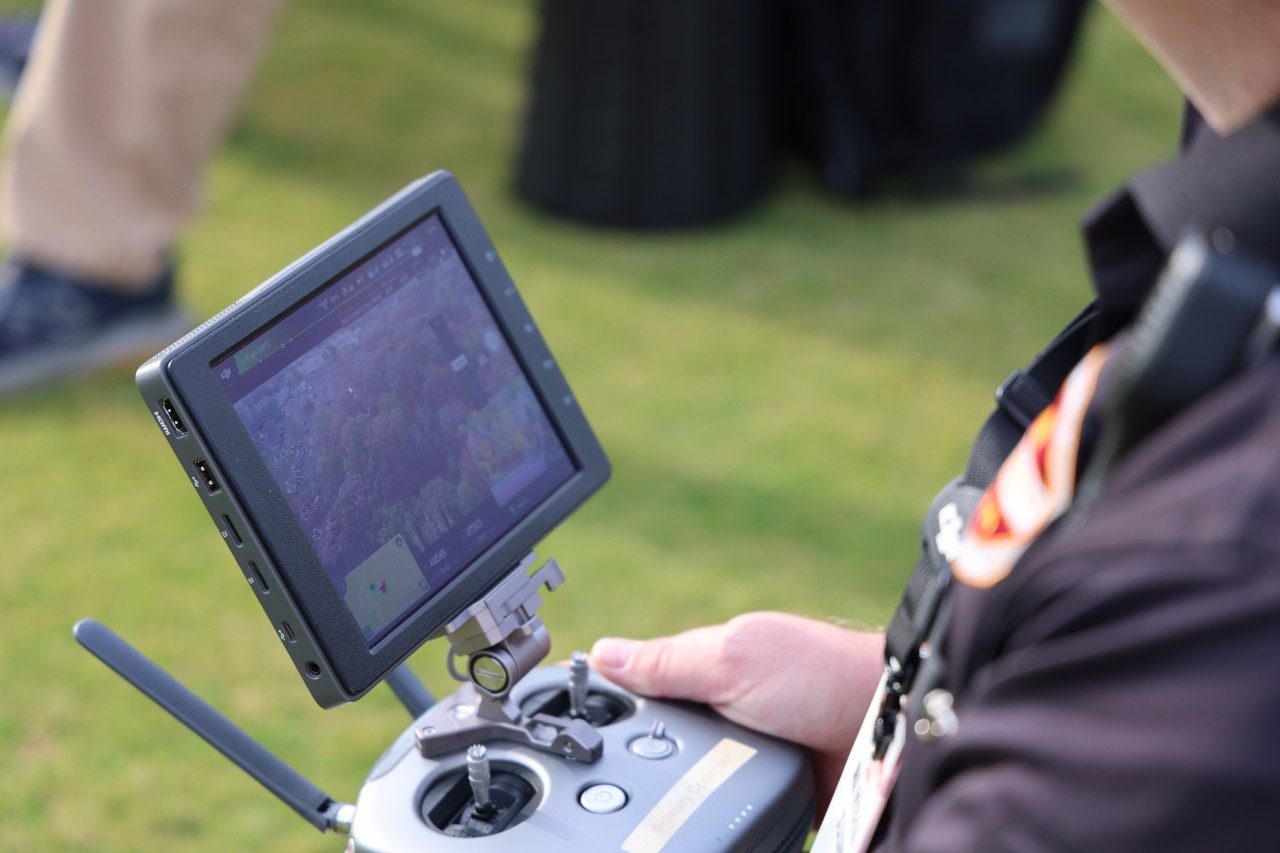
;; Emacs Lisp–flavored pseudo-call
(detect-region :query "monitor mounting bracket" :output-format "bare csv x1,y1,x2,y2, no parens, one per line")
413,553,603,763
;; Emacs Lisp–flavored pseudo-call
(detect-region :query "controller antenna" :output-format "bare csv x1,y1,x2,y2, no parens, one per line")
467,744,494,816
568,651,590,719
72,619,354,834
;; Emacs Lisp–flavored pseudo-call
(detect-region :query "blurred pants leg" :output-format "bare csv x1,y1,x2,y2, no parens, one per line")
0,0,285,290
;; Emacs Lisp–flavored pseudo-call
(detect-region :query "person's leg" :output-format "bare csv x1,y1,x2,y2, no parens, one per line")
2,0,285,287
0,0,284,395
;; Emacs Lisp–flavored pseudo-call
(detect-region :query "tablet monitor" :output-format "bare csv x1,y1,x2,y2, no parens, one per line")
137,173,609,707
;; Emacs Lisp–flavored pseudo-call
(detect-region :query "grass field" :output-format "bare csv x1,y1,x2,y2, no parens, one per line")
0,2,1182,849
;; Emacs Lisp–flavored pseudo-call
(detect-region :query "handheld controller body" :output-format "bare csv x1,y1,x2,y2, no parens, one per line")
352,666,813,852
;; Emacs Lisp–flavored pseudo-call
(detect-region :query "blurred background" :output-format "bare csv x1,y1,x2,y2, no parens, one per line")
0,0,1181,849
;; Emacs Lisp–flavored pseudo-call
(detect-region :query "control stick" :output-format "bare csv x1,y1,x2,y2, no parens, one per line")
467,745,494,817
568,652,590,720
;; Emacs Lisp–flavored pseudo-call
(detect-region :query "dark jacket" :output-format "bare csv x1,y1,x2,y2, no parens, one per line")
879,104,1280,850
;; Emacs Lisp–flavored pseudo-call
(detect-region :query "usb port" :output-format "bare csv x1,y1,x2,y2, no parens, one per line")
281,621,297,643
160,398,187,435
193,459,220,493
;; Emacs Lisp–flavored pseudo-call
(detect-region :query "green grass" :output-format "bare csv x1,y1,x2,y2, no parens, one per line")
0,2,1181,848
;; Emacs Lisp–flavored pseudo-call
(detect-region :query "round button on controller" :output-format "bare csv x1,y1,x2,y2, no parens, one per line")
629,734,675,760
629,721,676,760
579,784,628,814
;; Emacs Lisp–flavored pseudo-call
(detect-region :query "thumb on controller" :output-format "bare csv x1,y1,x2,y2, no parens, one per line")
590,624,741,705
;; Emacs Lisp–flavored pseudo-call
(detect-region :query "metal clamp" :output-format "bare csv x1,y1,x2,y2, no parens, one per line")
414,554,603,763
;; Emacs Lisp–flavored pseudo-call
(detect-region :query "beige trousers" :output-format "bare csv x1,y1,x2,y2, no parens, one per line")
1,0,284,290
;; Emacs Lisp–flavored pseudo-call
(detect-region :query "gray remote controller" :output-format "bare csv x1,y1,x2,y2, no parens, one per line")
350,664,814,852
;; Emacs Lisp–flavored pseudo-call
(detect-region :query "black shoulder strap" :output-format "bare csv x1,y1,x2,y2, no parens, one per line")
882,302,1098,686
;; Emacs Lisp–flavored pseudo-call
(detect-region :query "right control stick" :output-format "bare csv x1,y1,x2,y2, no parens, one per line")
562,651,630,726
568,652,591,720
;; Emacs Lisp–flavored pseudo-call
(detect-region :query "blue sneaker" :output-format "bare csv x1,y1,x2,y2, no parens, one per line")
0,17,37,101
0,260,192,396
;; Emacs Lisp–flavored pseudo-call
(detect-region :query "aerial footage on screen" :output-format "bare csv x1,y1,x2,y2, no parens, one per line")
216,214,575,645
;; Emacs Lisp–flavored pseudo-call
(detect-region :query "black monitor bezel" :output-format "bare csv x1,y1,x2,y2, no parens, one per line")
161,173,609,698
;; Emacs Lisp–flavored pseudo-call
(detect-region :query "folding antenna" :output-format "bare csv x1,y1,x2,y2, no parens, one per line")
72,619,354,833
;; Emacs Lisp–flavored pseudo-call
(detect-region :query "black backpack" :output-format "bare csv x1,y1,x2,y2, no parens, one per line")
516,0,779,229
786,0,1090,195
516,0,1090,227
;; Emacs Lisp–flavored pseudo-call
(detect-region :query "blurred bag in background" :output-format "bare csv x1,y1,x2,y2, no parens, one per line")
516,0,778,229
517,0,1089,227
789,0,1089,196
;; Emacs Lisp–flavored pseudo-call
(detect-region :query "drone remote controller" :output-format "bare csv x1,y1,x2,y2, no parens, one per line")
77,173,814,850
74,590,813,852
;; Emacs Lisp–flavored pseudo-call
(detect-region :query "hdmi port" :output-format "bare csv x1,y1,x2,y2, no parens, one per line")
160,398,187,435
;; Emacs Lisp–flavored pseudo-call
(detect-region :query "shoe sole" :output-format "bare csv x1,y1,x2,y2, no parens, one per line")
0,307,193,398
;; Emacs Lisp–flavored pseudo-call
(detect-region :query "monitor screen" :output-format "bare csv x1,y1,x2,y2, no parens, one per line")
214,213,576,646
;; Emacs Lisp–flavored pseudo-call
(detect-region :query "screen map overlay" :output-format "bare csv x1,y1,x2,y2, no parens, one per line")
216,214,575,646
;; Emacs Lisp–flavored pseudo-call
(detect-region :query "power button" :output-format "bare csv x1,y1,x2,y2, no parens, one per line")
579,783,627,814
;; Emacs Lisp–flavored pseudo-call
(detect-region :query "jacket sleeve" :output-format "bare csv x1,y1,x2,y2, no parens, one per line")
883,543,1280,853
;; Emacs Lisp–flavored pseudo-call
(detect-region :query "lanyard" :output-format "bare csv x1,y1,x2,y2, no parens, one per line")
875,303,1099,759
812,340,1107,853
810,303,1099,853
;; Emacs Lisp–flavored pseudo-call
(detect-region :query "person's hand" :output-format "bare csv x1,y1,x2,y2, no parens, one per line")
590,611,883,809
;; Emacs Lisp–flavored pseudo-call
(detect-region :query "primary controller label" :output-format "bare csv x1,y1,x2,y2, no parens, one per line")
622,738,758,853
